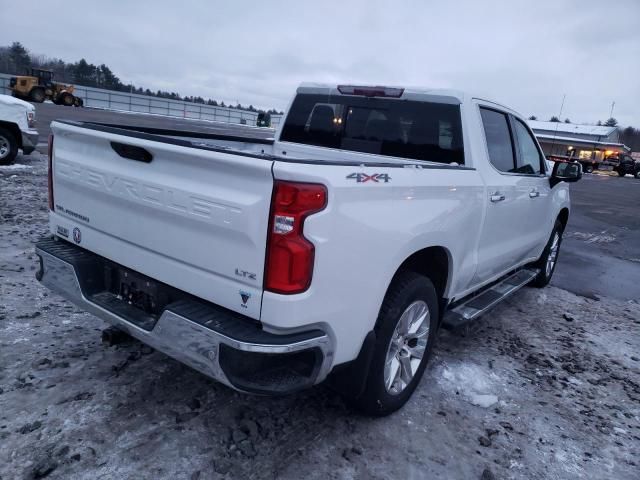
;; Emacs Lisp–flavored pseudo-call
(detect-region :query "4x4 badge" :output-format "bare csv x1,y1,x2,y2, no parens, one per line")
346,172,391,183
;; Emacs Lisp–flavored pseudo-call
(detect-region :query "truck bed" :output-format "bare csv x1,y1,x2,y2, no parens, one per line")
59,120,277,157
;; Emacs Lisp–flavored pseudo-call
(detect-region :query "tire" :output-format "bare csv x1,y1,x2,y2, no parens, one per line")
635,170,640,180
59,93,74,106
584,165,594,173
530,220,563,288
350,271,439,416
73,97,84,107
0,127,19,165
617,170,625,177
29,88,45,103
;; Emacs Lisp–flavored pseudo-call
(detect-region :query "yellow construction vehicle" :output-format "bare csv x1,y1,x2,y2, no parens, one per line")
9,69,83,107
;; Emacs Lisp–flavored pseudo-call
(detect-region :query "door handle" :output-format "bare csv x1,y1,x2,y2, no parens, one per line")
529,190,540,198
490,193,505,203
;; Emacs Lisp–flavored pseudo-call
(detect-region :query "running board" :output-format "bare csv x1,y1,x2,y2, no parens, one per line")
442,268,540,329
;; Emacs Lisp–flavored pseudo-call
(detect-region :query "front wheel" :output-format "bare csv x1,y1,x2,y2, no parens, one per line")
617,170,625,177
350,271,439,416
635,170,640,180
583,164,594,173
59,93,74,106
0,127,19,165
530,220,563,288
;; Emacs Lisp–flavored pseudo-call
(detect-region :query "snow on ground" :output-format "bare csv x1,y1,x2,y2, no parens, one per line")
436,361,502,408
0,163,33,171
567,231,617,244
1,152,639,480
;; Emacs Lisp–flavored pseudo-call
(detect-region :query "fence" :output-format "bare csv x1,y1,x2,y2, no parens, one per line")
0,73,282,128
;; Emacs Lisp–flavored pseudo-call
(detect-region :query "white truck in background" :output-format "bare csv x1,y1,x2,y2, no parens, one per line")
0,94,38,165
35,84,581,415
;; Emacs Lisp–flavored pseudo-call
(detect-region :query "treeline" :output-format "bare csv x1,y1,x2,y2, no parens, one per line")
0,42,283,114
619,126,640,152
528,115,620,127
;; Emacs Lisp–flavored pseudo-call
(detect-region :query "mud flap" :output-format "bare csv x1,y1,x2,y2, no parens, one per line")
326,330,376,400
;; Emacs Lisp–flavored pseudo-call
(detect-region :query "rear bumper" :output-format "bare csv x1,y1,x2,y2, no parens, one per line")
21,129,38,154
35,237,333,394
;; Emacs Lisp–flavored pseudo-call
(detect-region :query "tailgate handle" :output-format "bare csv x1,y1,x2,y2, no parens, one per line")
110,142,153,163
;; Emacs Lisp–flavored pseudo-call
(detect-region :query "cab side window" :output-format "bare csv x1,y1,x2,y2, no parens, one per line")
513,119,544,175
480,107,515,172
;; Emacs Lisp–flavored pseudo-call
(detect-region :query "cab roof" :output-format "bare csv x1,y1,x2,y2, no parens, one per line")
297,82,466,105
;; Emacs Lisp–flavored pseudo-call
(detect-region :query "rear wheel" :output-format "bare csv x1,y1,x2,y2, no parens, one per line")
29,88,45,103
0,127,18,165
530,220,563,288
617,170,625,177
635,170,640,180
73,97,84,107
350,271,439,416
584,164,594,173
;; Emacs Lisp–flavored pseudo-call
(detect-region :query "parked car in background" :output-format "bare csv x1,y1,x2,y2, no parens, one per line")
36,84,581,415
612,153,640,179
547,152,616,174
0,94,38,165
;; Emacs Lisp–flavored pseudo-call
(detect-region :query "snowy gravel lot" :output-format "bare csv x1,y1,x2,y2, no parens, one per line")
1,152,639,480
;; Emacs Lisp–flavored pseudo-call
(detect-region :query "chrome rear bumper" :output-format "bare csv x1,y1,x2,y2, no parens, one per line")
35,237,333,394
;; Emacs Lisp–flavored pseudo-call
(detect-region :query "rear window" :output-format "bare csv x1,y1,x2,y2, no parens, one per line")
280,94,464,164
479,108,515,173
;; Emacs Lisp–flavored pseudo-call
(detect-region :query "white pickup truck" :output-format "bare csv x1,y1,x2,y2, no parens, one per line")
35,84,581,415
0,94,39,165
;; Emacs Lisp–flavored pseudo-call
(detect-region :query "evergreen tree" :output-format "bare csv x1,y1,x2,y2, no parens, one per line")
8,42,30,73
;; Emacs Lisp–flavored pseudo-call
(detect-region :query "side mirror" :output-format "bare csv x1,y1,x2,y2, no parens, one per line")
550,161,582,187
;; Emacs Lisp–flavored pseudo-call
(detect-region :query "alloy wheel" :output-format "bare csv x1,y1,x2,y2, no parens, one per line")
546,232,560,277
0,135,9,159
384,300,430,395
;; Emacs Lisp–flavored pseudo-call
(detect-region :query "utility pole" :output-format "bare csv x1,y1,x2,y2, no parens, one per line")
558,94,566,119
608,101,619,142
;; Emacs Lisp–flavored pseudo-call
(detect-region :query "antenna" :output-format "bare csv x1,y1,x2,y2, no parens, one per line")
609,101,615,119
549,94,566,158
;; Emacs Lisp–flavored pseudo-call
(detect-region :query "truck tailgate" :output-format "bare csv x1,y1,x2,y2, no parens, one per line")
49,121,273,319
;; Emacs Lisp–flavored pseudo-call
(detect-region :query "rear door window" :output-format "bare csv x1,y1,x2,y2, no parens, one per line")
280,94,464,164
479,108,516,172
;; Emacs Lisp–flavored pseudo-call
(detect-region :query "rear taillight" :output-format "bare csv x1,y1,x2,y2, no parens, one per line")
48,134,54,211
265,181,327,294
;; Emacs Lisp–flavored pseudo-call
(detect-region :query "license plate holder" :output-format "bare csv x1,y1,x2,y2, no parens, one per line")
116,269,166,316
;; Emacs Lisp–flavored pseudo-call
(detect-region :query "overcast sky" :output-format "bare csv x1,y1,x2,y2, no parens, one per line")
2,0,639,125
